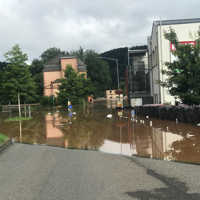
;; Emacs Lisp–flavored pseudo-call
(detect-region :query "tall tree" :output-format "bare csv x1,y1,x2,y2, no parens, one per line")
84,50,111,97
40,47,69,64
71,46,85,61
0,44,37,104
161,28,200,105
30,47,69,98
57,65,94,105
30,59,44,97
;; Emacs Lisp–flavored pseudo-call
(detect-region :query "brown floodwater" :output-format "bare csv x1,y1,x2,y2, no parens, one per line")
0,101,200,164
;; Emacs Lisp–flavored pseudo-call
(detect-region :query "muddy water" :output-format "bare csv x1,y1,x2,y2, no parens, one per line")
0,101,200,164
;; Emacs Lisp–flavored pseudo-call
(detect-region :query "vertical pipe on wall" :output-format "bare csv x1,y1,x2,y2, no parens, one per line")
159,19,165,103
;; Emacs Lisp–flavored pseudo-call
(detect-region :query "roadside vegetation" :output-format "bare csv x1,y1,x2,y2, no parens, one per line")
0,45,37,105
0,133,8,144
161,28,200,105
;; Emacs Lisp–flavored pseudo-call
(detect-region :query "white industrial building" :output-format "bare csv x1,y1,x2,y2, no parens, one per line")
148,18,200,104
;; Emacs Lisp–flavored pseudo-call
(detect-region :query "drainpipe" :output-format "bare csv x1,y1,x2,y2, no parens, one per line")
159,19,165,103
148,39,154,100
18,92,21,118
127,48,130,104
156,27,161,104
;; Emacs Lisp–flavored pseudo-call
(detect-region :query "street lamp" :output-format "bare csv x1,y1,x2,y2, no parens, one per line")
99,56,120,89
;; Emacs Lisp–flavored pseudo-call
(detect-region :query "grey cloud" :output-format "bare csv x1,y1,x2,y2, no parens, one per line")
0,0,200,61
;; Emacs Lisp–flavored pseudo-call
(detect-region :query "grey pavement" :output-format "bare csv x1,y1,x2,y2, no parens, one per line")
0,144,200,200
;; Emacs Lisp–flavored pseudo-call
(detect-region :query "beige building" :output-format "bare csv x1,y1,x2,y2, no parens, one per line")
148,18,200,104
43,56,87,96
106,90,117,99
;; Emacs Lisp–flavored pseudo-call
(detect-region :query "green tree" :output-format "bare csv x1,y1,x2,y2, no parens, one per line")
70,46,85,61
40,47,69,64
57,65,94,105
0,62,8,104
161,28,200,105
30,59,44,97
84,50,111,97
30,47,69,98
0,44,37,104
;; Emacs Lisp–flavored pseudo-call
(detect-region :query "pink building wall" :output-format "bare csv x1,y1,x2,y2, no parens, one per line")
61,58,78,75
44,57,86,96
43,71,61,96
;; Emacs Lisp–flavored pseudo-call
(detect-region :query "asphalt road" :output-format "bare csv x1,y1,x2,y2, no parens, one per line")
0,143,200,200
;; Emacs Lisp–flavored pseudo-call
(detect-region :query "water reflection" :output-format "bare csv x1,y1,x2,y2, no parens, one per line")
45,113,68,147
0,102,200,164
132,120,200,163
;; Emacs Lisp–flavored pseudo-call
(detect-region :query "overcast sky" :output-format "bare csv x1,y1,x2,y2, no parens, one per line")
1,0,200,62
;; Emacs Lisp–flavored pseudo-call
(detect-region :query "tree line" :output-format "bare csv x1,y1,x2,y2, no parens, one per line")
0,45,112,105
2,30,200,106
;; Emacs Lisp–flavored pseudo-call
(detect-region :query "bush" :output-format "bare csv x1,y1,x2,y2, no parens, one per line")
57,66,94,105
0,133,8,144
40,96,56,106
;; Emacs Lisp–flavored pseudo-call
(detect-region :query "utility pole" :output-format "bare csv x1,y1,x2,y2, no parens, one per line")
18,92,21,118
116,59,120,90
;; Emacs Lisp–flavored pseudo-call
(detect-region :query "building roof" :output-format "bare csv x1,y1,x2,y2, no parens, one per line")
154,18,200,26
43,65,61,72
43,56,87,72
128,45,147,56
59,56,77,59
45,55,76,66
45,56,60,65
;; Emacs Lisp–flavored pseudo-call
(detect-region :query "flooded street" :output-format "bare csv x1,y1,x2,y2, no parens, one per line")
0,101,200,164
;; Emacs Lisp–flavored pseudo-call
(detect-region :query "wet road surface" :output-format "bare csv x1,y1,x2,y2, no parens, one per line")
0,101,200,164
0,143,200,200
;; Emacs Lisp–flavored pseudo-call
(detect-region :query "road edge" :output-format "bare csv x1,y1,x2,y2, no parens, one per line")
0,139,12,153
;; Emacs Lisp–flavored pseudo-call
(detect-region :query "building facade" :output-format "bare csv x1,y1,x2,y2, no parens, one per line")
128,46,152,106
43,56,87,96
148,18,200,104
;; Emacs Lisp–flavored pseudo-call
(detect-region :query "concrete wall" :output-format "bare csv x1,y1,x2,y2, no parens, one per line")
149,25,161,104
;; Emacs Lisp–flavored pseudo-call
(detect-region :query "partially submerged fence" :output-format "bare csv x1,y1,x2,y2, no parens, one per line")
1,104,39,118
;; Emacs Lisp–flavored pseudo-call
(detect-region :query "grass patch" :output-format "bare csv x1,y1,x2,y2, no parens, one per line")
0,133,9,144
5,117,32,122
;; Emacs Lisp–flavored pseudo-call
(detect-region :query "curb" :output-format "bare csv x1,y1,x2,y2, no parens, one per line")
0,139,12,153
